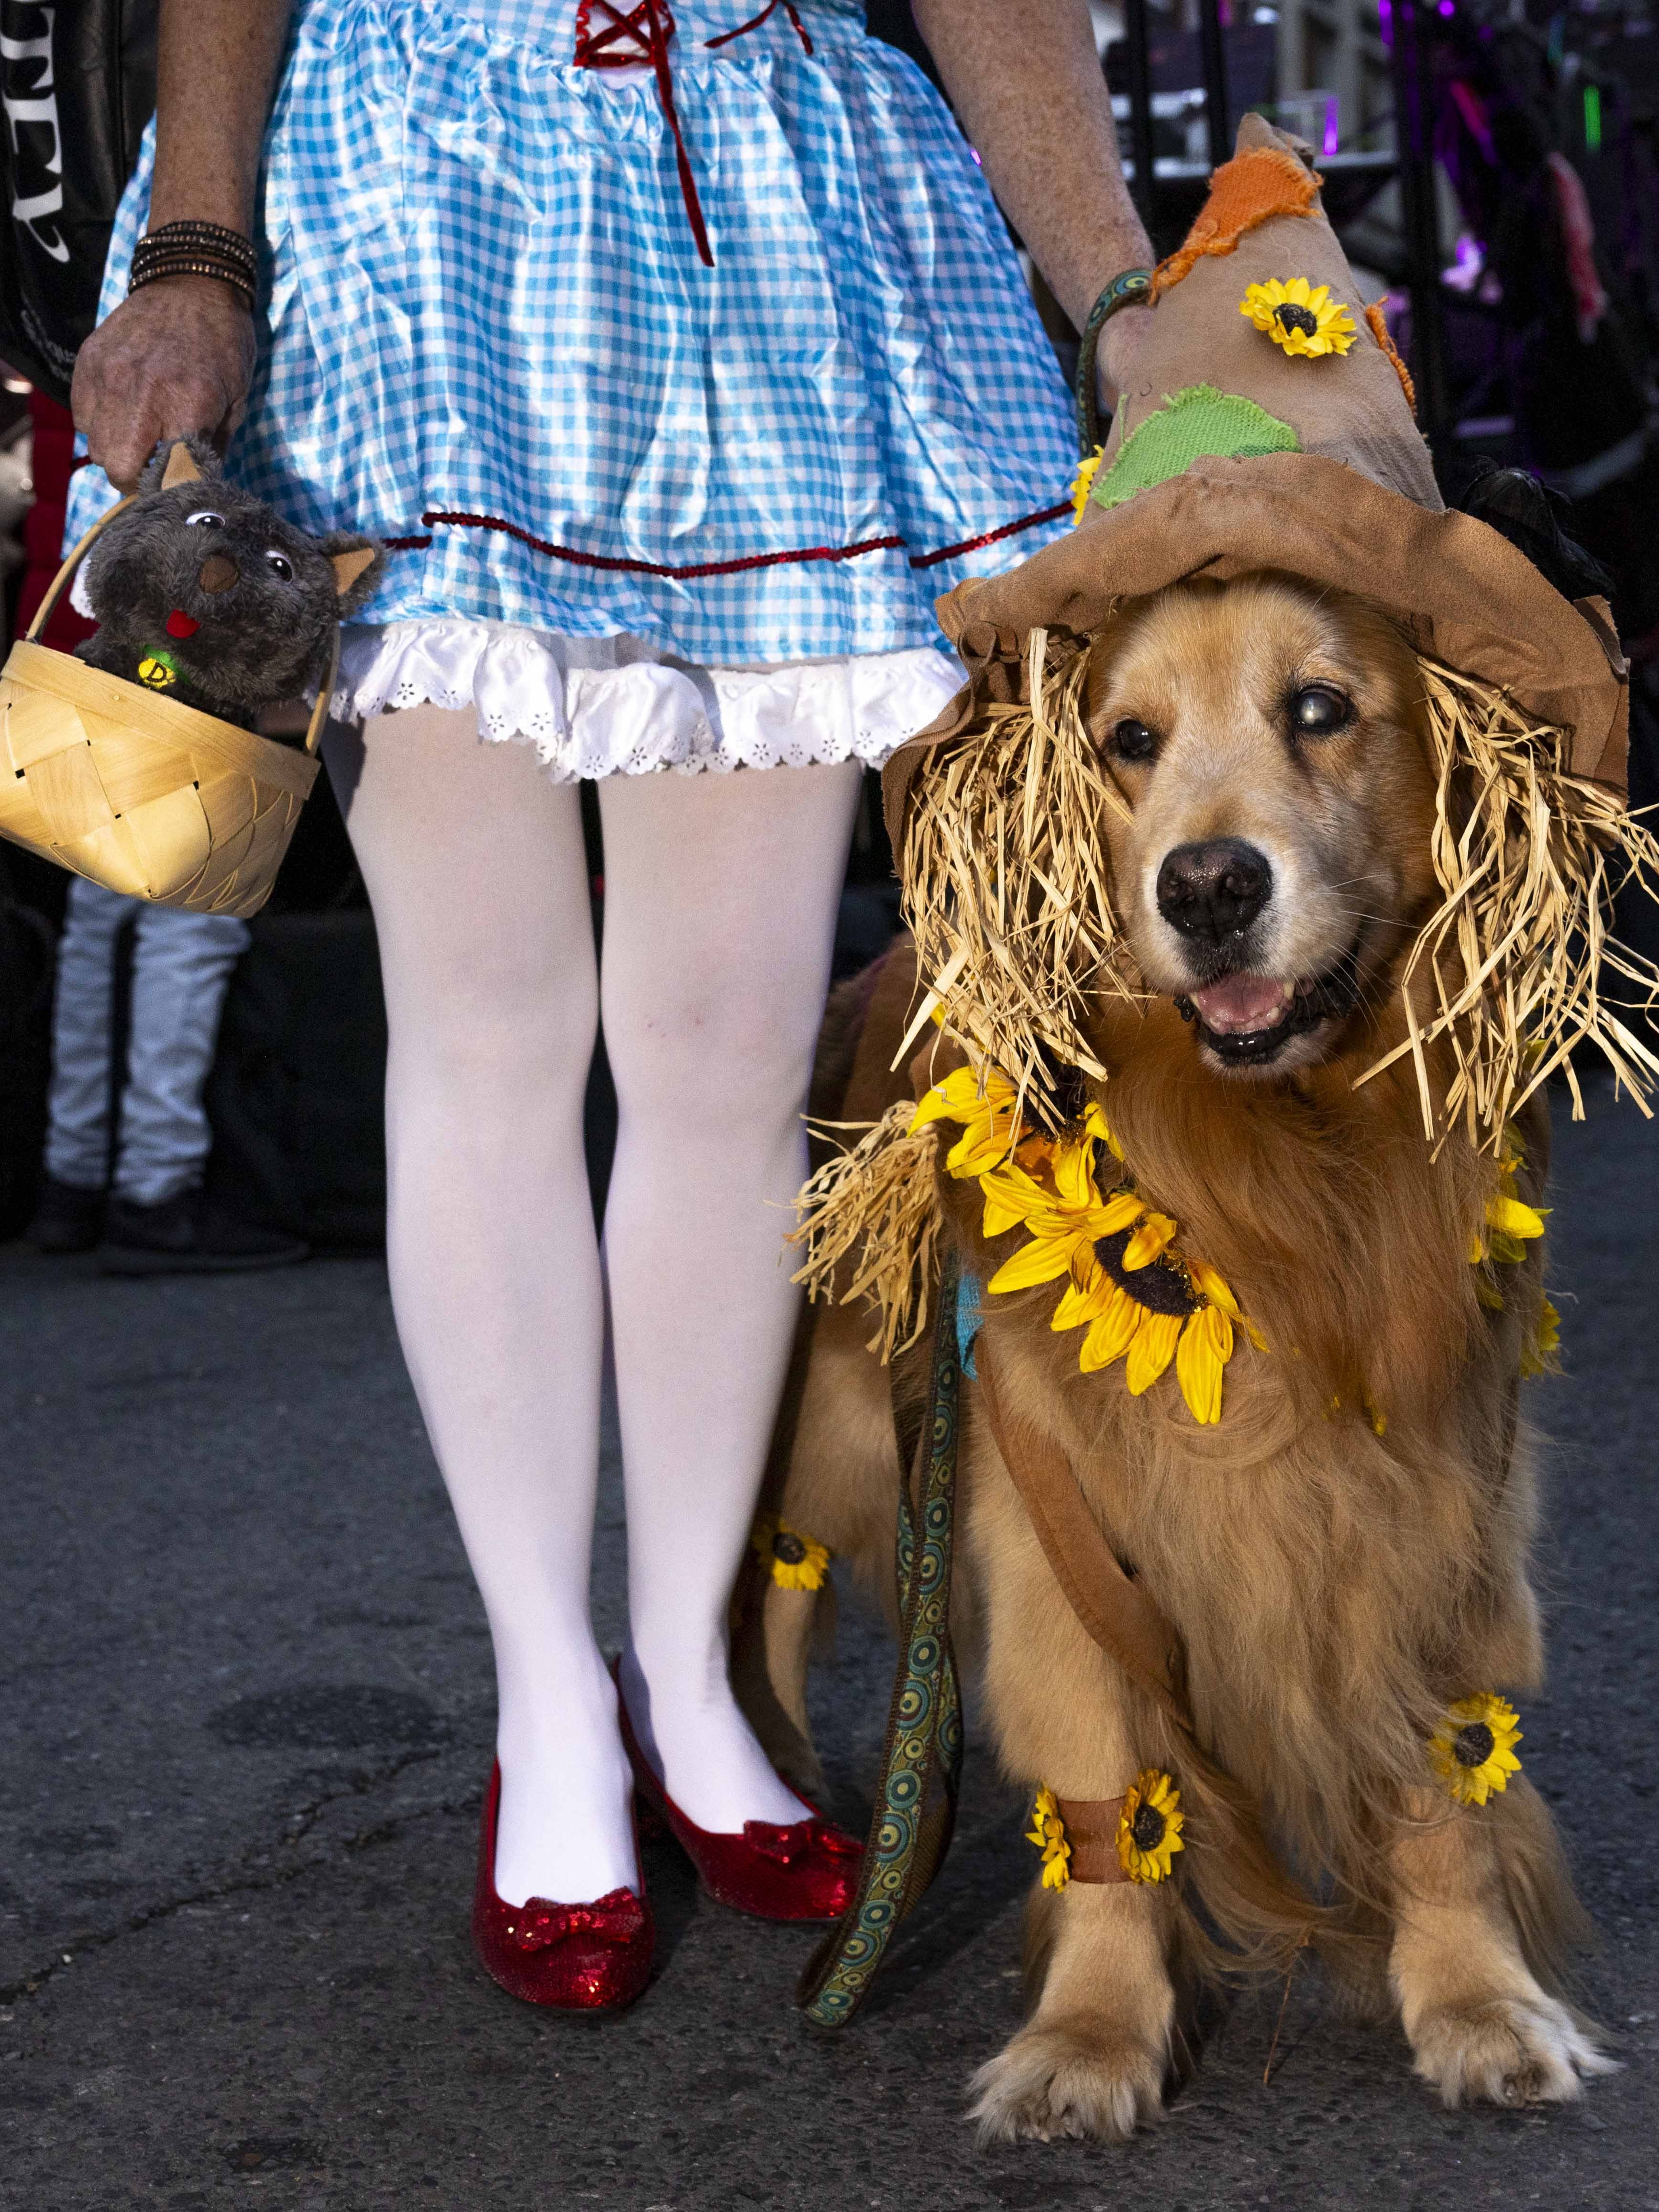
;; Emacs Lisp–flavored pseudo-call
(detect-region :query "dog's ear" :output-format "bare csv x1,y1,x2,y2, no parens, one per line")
140,433,225,497
322,533,387,616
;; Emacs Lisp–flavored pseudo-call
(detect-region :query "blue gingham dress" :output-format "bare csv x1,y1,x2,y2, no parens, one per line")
69,0,1079,771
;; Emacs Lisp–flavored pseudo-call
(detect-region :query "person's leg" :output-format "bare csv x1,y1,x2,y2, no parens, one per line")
322,708,630,1907
599,760,863,1831
114,906,250,1203
43,878,133,1191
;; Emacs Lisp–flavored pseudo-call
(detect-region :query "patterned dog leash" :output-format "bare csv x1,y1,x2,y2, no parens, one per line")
796,1249,964,2028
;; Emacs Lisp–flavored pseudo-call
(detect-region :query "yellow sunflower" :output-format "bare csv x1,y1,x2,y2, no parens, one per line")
1520,1294,1562,1380
1470,1131,1550,1310
1071,445,1106,526
1117,1769,1185,1882
913,1065,1255,1422
1239,276,1358,358
1026,1785,1071,1889
910,1064,1049,1180
751,1516,831,1593
1428,1693,1523,1806
977,1110,1248,1423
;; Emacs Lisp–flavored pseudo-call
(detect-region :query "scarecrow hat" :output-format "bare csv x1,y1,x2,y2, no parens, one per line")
879,117,1651,1149
889,114,1625,830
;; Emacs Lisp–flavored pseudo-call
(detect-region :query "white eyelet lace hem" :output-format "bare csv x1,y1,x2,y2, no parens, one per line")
331,618,964,780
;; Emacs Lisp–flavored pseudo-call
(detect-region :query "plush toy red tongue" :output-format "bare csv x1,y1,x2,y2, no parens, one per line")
1189,973,1294,1034
165,609,199,639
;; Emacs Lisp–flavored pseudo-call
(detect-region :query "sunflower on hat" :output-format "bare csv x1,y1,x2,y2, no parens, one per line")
1239,275,1357,358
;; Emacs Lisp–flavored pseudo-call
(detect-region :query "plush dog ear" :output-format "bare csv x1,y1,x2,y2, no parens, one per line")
161,442,204,490
138,432,224,497
321,533,387,617
139,433,228,500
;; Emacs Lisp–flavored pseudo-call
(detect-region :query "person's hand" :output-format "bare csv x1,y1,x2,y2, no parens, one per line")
1096,302,1153,414
71,277,257,491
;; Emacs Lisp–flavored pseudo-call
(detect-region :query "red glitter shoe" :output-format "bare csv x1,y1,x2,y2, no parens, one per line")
616,1683,863,1923
471,1762,654,2009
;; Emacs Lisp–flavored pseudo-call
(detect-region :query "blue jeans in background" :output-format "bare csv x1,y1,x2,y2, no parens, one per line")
44,879,249,1207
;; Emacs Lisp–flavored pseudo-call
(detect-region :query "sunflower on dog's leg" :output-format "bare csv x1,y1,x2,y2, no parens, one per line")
962,1449,1181,2144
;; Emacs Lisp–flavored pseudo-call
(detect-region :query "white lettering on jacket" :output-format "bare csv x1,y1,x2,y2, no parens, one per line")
2,3,68,262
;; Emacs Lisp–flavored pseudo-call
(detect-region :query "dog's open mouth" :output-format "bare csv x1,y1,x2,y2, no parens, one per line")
1174,942,1363,1065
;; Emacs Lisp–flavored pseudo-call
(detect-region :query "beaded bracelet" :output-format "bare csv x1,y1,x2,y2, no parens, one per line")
1073,266,1153,458
130,221,258,310
133,219,257,273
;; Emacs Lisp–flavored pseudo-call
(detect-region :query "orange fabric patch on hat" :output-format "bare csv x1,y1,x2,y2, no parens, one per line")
1151,146,1322,301
1364,300,1417,417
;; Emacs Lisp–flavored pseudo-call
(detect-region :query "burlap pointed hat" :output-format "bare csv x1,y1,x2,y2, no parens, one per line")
877,118,1651,1145
886,112,1627,856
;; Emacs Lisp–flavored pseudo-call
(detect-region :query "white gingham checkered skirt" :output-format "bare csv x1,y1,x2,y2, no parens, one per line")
69,0,1078,673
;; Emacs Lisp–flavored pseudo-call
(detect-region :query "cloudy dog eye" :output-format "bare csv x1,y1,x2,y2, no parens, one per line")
1111,717,1158,763
264,551,294,580
1289,683,1351,734
185,509,226,529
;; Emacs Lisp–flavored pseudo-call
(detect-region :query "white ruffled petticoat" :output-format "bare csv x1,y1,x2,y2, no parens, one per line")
331,619,963,781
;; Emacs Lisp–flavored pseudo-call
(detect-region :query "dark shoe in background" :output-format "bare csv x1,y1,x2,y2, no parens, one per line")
28,1175,107,1254
98,1188,310,1276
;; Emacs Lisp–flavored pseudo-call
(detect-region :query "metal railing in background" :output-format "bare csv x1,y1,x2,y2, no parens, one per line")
1110,0,1453,446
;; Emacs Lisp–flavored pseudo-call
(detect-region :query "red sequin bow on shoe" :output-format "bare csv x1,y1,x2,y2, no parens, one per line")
574,0,816,266
506,1891,650,1951
741,1817,862,1868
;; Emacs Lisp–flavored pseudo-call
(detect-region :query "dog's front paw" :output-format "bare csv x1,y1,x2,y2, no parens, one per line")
967,2015,1167,2143
1409,1993,1616,2108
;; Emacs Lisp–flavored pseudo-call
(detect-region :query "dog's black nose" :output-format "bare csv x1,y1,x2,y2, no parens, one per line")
199,553,239,594
1156,839,1273,940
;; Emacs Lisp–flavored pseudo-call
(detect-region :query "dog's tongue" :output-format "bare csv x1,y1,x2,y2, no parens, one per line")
165,608,199,639
1189,973,1293,1035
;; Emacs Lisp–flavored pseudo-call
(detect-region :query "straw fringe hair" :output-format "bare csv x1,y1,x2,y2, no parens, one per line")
789,1104,943,1363
896,628,1134,1127
1356,656,1659,1151
899,639,1659,1155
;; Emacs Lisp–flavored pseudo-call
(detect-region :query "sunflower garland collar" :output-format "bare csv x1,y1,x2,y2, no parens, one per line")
1469,1124,1561,1377
1429,1693,1523,1805
1027,1772,1185,1887
911,1066,1259,1425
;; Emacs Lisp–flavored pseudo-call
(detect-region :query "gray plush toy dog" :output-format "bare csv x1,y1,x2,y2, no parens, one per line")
75,436,384,738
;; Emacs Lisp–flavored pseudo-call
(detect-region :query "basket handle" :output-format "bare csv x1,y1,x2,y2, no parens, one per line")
26,492,137,643
28,482,341,759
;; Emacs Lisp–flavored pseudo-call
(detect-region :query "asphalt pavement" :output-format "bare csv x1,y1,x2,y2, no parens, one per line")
2,1078,1656,2212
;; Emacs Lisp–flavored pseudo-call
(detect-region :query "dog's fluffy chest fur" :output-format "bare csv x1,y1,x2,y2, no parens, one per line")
950,1024,1550,1840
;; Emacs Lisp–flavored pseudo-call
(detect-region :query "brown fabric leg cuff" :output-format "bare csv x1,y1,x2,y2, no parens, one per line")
1055,1794,1129,1883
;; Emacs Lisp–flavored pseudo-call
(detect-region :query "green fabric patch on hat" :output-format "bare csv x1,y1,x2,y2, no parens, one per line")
1092,384,1300,512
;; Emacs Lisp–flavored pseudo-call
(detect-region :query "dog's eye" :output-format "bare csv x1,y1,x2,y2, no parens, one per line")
1111,718,1158,763
264,551,294,580
1290,684,1351,735
185,510,226,529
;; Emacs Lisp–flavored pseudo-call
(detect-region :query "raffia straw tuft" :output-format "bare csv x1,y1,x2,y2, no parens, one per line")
896,627,1132,1128
1358,656,1659,1151
788,1105,943,1363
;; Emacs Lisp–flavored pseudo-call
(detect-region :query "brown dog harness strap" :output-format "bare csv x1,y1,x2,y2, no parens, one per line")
1053,1794,1131,1883
974,1334,1194,1737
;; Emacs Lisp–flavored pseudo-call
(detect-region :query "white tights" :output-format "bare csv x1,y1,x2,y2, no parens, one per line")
324,706,862,1906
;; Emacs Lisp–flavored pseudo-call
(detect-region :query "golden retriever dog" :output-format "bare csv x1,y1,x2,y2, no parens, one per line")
734,571,1614,2141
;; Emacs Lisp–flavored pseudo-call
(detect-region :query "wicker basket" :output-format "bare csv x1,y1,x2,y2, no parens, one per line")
0,499,336,918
